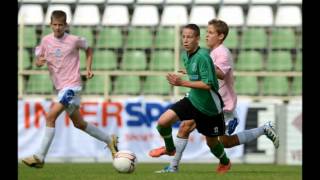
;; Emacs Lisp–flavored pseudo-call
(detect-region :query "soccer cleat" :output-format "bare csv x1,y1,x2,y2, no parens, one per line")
216,161,231,174
149,146,176,158
227,117,239,135
263,121,280,149
155,165,178,173
107,135,119,159
22,155,44,168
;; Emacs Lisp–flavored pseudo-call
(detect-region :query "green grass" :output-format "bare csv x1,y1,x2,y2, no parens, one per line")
18,163,301,180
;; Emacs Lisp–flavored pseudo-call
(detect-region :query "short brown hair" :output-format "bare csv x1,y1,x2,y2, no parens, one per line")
183,24,200,37
208,19,229,41
51,10,67,23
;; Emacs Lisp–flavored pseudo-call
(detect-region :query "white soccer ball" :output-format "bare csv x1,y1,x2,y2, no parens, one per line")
113,150,137,173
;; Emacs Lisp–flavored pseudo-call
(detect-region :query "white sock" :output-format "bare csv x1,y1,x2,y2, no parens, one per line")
84,123,111,145
36,127,55,161
170,137,188,168
237,126,265,144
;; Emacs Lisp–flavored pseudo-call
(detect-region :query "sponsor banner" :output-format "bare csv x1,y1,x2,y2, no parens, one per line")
18,98,248,162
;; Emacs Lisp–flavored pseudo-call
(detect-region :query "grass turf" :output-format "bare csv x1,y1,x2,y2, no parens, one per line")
18,163,301,180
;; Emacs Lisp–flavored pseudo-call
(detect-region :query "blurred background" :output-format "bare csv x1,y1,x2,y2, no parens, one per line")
18,0,302,165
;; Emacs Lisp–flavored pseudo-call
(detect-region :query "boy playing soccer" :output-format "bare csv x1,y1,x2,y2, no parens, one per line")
22,10,118,168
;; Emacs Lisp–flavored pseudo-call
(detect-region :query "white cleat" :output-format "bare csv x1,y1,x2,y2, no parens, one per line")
263,121,280,149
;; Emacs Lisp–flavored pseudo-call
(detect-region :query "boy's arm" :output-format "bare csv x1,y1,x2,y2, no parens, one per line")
215,65,225,80
34,46,46,67
166,73,211,90
85,47,94,79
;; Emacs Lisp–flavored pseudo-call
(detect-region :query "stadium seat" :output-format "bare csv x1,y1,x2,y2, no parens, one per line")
149,50,174,71
251,0,277,4
266,51,293,71
26,74,53,94
113,76,141,95
155,27,176,49
143,76,171,95
41,26,52,37
22,0,48,2
21,49,32,70
275,6,302,27
224,28,238,49
137,0,164,4
295,52,302,71
217,6,244,27
70,27,94,47
270,28,296,49
246,6,273,27
73,5,100,26
166,0,192,4
102,5,129,26
126,28,153,48
263,76,289,96
241,28,267,49
194,0,220,4
78,0,105,3
108,0,135,3
79,51,87,70
291,76,302,96
45,5,72,24
18,4,44,25
121,51,147,70
235,76,259,95
96,27,123,48
199,27,207,48
21,26,37,48
236,51,264,71
160,6,188,26
279,0,302,4
50,0,76,3
189,6,216,26
84,75,111,94
223,0,249,4
93,50,117,70
131,6,159,26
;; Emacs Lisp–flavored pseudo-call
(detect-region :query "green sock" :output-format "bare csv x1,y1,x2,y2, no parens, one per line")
210,142,230,165
157,125,175,152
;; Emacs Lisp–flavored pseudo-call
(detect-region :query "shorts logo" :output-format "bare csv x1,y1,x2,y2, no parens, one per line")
214,127,218,134
60,89,75,106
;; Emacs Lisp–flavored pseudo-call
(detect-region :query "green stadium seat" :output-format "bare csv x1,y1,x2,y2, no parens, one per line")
84,75,111,94
26,74,53,94
149,50,174,71
155,27,175,49
263,76,289,96
71,27,94,47
291,76,302,96
92,50,117,70
236,51,263,71
199,27,207,48
126,28,153,49
266,51,293,71
224,28,238,49
235,76,259,95
270,28,296,49
21,26,37,48
96,27,123,48
295,52,302,71
79,51,87,70
113,76,141,95
241,28,267,49
121,51,147,70
41,26,52,37
143,76,171,95
22,49,32,69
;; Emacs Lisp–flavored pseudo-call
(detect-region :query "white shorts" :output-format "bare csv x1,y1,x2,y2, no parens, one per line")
57,86,82,115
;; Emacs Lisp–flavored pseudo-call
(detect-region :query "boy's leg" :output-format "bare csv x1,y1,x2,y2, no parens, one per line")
69,108,118,159
149,109,179,157
22,103,64,168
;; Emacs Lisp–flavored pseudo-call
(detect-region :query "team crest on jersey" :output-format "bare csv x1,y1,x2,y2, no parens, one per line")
191,62,197,72
55,48,62,57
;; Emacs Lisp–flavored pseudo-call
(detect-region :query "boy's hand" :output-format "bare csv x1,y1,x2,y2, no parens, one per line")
36,56,46,67
166,73,183,86
86,70,94,79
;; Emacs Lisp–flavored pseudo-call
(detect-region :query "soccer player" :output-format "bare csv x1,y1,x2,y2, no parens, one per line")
150,19,280,173
152,24,231,174
22,10,118,168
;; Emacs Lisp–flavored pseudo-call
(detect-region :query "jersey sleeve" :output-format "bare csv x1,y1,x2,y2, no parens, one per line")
34,39,46,58
211,50,231,75
199,54,216,86
76,36,89,50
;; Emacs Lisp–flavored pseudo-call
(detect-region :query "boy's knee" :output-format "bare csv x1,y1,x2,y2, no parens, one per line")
178,122,195,138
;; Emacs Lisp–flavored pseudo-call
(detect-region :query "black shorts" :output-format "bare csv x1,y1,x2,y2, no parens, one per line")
170,97,225,137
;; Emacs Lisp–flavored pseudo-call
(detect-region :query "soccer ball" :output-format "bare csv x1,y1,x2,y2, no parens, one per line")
113,150,137,173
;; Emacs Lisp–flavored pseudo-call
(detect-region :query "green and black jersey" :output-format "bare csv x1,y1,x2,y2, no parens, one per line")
181,47,224,116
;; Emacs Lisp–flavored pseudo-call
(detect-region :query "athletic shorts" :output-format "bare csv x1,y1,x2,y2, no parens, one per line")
170,97,225,137
57,86,82,115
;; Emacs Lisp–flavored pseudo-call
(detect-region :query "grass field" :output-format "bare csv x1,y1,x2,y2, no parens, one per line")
18,163,301,180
